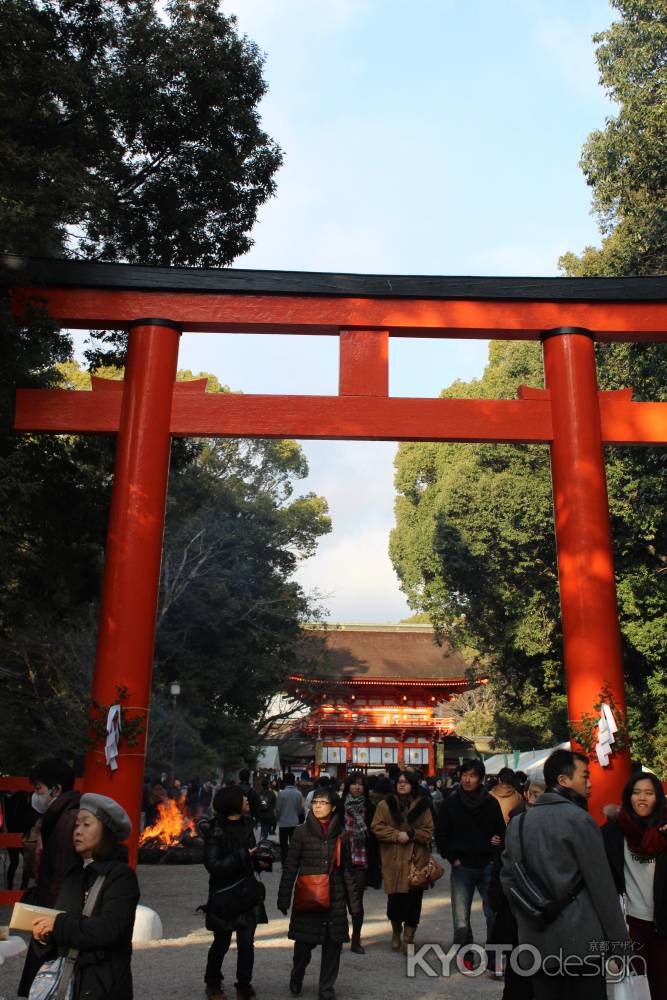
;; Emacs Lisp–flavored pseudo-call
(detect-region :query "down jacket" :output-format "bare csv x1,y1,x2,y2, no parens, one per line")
201,815,268,932
277,811,360,945
371,793,434,895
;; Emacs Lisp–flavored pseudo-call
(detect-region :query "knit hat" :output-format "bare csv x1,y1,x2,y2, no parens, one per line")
79,793,132,840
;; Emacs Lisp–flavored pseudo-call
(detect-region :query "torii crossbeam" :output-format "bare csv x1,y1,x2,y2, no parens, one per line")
6,255,667,857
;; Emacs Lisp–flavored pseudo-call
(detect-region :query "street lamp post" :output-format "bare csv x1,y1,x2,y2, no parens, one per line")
170,681,181,789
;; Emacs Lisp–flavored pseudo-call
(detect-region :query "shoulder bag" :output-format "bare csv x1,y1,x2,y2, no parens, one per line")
293,836,340,912
408,849,444,889
508,812,583,928
208,873,265,921
29,875,106,1000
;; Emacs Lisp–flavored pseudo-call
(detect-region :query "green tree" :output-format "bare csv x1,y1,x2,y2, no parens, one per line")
1,0,282,263
391,0,667,770
0,368,331,774
560,0,667,773
390,343,568,750
0,0,294,773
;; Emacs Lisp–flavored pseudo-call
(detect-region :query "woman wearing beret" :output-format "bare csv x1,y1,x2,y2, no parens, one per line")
277,786,360,1000
31,792,140,1000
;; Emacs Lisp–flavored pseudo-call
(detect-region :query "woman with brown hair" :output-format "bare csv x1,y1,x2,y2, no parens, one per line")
371,770,434,953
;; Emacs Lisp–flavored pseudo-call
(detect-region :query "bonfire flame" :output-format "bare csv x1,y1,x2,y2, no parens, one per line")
139,796,195,848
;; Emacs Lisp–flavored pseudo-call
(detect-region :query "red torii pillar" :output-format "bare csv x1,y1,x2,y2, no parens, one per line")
86,320,180,865
11,281,667,852
543,328,631,806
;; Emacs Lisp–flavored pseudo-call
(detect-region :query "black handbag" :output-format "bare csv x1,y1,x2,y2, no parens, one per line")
508,812,583,928
208,875,265,921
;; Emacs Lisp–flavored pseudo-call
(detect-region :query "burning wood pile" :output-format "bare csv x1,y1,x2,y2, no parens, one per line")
138,796,204,864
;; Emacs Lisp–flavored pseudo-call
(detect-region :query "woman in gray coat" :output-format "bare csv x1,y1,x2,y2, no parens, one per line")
277,787,360,1000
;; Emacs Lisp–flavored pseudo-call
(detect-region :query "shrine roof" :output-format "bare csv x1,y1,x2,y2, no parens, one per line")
3,255,667,302
292,624,470,685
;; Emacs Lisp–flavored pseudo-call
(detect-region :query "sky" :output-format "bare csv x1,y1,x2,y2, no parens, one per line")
108,1,620,623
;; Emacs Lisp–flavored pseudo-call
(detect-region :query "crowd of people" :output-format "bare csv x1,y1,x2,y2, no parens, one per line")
2,751,666,1000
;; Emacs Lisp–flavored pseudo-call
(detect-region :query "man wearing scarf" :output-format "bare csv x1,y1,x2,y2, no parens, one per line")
602,771,667,999
435,758,505,970
501,749,630,999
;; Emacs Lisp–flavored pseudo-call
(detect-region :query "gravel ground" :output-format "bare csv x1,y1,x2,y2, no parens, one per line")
1,852,503,1000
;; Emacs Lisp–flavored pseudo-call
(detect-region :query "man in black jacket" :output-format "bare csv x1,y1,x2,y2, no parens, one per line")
435,758,505,968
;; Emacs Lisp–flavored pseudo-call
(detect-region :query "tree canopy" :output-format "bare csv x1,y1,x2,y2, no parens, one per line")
391,0,667,772
0,1,331,777
0,367,331,775
1,0,282,264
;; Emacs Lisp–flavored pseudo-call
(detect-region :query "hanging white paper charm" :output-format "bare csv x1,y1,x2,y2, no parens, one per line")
105,704,122,771
594,701,617,768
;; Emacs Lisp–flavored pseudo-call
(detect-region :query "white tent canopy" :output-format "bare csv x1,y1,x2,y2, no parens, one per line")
483,743,570,777
255,745,281,771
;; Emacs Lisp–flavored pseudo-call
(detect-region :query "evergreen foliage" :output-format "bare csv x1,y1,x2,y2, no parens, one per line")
0,1,330,777
392,0,666,771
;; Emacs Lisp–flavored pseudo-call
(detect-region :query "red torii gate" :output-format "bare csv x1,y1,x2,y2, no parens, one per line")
6,256,667,860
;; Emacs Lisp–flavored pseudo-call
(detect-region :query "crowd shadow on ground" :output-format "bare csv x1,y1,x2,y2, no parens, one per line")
1,853,501,999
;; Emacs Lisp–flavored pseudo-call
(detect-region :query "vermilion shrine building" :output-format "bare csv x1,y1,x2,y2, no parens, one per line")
287,624,475,778
2,254,667,872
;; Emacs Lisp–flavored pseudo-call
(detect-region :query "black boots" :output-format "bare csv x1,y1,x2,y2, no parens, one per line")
350,914,365,954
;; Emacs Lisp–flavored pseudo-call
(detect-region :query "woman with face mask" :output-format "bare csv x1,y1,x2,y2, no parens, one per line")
17,758,81,998
277,786,360,1000
602,772,667,999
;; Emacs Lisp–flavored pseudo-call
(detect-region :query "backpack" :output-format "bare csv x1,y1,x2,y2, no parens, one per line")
258,792,271,812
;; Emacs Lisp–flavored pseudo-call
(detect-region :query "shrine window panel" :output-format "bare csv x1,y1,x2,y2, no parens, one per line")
369,747,383,764
368,699,382,706
382,736,397,743
381,748,398,764
352,747,370,765
354,698,366,706
353,734,368,742
368,736,383,743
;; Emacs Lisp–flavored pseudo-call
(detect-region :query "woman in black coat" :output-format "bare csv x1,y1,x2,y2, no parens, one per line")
340,772,381,954
201,785,270,1000
601,772,667,1000
30,792,140,1000
277,786,360,1000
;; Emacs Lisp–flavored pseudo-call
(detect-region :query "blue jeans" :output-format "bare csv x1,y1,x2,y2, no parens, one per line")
450,862,495,949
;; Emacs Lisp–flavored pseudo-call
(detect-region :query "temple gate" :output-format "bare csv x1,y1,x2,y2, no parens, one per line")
5,255,667,859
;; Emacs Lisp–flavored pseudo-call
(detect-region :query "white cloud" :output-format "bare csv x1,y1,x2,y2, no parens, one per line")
296,526,409,624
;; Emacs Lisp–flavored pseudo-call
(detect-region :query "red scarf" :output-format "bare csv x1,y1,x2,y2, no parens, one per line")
618,807,667,857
